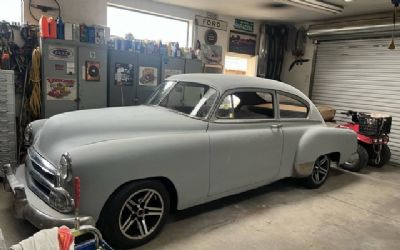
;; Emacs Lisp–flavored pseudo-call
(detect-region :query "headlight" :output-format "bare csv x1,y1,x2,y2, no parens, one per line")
24,124,33,146
59,152,72,180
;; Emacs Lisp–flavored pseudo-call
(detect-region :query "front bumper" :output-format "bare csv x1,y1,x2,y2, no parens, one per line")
3,164,94,229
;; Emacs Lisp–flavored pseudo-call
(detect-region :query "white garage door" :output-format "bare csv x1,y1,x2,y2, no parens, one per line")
311,38,400,164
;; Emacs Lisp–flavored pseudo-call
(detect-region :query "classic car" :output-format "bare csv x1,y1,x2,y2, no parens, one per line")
4,74,357,249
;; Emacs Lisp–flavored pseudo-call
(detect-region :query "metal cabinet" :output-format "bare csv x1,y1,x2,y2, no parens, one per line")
41,39,107,118
41,39,78,117
161,57,185,81
185,59,203,74
108,50,138,107
136,54,161,104
78,44,108,110
0,70,16,176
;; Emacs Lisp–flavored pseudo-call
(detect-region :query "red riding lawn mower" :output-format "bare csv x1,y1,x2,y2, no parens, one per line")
337,110,392,172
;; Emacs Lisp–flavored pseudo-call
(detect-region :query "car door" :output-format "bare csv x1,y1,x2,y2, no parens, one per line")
208,89,284,196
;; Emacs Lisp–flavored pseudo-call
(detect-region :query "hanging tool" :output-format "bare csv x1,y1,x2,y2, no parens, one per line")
289,27,310,71
27,47,41,119
389,0,399,49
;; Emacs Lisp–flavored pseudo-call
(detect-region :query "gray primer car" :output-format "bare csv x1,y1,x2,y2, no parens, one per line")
4,74,357,249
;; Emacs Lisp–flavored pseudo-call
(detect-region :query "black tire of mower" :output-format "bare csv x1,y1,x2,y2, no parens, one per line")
341,145,368,172
97,180,170,249
368,144,391,168
302,155,331,189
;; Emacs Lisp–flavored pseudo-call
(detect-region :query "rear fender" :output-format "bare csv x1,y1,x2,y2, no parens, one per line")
293,127,357,177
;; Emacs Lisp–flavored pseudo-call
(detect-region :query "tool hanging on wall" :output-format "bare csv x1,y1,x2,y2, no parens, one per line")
389,0,399,49
289,27,310,71
27,47,41,119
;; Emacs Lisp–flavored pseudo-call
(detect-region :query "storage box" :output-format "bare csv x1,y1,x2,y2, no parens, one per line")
316,105,336,122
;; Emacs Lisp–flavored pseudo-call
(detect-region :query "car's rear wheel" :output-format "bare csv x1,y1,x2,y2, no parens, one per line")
97,180,170,249
341,144,368,172
302,155,330,189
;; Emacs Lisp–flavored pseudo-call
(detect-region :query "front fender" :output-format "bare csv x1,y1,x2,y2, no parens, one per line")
68,132,209,220
293,127,357,177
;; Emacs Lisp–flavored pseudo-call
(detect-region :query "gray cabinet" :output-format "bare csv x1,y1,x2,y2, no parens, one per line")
136,54,161,104
78,45,108,110
0,70,16,176
108,50,138,107
185,59,203,74
161,57,185,81
40,39,107,118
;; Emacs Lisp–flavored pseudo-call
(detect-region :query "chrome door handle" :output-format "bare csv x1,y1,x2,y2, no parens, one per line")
271,124,282,129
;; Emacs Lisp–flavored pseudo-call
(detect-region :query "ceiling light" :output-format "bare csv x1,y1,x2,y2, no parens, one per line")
277,0,344,14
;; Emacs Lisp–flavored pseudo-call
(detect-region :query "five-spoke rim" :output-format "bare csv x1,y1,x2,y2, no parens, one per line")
312,155,330,184
119,189,164,240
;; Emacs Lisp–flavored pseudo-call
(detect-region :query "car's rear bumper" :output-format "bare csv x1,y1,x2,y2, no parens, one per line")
3,164,94,229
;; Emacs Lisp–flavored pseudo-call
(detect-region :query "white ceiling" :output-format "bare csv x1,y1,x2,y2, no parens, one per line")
154,0,393,22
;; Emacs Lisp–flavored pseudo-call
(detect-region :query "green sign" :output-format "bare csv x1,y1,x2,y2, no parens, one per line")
234,19,254,33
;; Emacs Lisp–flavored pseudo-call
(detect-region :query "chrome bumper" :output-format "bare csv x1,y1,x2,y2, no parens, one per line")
3,164,95,229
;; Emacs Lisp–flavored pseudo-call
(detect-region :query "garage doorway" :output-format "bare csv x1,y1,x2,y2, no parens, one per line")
311,38,400,164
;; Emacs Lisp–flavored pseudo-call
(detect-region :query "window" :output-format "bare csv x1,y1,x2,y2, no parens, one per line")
216,91,275,120
224,56,248,75
279,94,308,119
154,82,217,118
0,0,21,23
107,5,189,47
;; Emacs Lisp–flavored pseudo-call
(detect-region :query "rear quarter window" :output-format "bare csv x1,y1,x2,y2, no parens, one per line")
279,93,309,119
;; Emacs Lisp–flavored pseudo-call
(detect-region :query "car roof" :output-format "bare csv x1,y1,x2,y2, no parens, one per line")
168,74,309,101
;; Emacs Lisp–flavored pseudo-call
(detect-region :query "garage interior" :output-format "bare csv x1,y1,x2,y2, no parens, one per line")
1,0,400,249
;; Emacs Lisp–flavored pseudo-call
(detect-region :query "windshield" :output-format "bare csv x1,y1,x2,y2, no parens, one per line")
147,81,218,119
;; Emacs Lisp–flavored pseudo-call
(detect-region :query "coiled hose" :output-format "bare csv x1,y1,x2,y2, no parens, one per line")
28,47,41,118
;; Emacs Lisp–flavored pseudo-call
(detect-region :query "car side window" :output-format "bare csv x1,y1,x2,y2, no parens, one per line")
216,91,275,119
278,93,308,119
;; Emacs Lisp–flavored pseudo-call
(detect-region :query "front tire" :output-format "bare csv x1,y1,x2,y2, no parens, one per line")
341,145,368,172
97,180,170,249
302,155,331,189
369,144,391,168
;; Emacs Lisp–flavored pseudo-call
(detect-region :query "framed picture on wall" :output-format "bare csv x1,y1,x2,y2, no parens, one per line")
228,30,257,55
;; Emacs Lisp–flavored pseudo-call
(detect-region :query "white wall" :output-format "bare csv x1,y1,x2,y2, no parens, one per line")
280,26,315,96
23,0,260,67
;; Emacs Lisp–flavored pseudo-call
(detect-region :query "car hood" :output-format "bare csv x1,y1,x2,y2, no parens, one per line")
33,105,207,165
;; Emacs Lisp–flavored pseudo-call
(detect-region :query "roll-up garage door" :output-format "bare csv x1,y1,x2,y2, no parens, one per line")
311,38,400,164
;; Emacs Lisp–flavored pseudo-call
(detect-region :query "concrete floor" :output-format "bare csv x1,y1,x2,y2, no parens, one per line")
1,165,400,249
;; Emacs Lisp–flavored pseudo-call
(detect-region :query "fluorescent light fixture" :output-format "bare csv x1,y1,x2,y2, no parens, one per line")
278,0,344,14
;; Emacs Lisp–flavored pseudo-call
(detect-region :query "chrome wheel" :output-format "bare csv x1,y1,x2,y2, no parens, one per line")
119,189,164,240
311,155,330,185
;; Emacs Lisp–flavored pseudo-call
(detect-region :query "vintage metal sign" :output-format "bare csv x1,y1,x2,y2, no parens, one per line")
195,15,227,31
46,78,77,100
48,45,74,61
234,19,254,33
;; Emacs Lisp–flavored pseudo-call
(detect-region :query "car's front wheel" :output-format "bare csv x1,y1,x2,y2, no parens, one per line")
302,155,331,189
98,180,170,249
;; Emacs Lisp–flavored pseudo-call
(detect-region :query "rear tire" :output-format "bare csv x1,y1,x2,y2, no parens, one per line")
369,144,391,168
341,145,368,172
97,180,170,249
302,155,331,189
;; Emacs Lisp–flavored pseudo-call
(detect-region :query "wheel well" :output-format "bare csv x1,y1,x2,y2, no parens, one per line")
146,177,178,211
328,152,340,163
99,176,179,221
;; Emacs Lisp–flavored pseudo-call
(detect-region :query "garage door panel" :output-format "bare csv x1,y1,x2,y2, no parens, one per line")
312,39,400,164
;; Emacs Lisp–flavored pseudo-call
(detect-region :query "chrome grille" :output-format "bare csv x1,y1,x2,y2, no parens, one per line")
26,148,56,204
